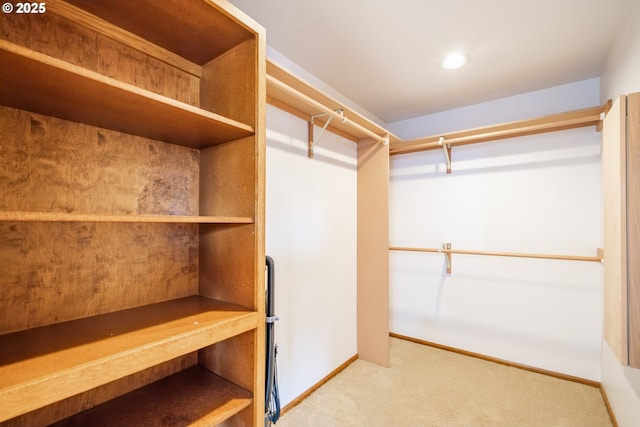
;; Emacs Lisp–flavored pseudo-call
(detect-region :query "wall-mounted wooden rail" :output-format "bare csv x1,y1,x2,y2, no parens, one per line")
266,59,401,156
389,104,608,156
390,245,603,274
266,58,610,167
267,74,389,148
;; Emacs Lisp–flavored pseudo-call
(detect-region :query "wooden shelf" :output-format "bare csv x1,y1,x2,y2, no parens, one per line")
0,41,254,149
0,296,259,422
62,0,257,66
50,366,252,427
390,105,606,155
267,59,401,144
0,211,254,224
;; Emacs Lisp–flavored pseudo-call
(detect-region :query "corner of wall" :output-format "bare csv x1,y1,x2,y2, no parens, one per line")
600,1,640,102
602,341,640,427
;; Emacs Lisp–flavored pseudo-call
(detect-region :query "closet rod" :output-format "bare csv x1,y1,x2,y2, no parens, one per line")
389,246,602,262
390,104,607,156
266,74,389,145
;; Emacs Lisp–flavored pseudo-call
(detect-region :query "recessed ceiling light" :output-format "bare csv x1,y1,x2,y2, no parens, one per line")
441,52,469,70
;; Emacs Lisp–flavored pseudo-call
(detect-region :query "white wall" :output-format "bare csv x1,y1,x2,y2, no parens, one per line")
389,78,600,140
265,104,358,407
599,2,640,425
267,46,387,128
600,1,640,101
388,79,603,380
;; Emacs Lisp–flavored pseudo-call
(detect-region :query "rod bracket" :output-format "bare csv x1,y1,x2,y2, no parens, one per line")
308,109,345,158
439,242,452,273
438,137,452,174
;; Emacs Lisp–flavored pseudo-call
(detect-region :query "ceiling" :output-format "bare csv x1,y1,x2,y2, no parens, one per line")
229,0,634,124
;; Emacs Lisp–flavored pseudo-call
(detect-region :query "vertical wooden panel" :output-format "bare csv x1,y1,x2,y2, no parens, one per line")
0,107,200,215
199,330,256,427
602,96,628,365
357,138,390,366
201,39,256,126
200,23,266,427
200,136,255,218
0,222,198,334
0,107,30,210
199,137,258,309
199,223,256,309
628,93,640,368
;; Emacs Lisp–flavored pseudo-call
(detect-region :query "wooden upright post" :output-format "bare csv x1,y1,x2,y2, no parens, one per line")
357,138,390,367
602,96,628,365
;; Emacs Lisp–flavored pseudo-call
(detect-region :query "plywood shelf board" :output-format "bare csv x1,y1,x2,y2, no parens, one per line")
0,296,258,422
61,0,255,65
49,366,252,427
0,41,254,149
0,211,254,224
46,0,202,77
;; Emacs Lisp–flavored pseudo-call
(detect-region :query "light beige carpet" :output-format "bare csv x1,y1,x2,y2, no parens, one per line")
274,338,613,427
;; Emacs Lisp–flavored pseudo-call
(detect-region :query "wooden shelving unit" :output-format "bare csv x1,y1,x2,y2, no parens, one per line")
0,0,265,425
0,297,258,421
50,366,253,427
0,41,254,149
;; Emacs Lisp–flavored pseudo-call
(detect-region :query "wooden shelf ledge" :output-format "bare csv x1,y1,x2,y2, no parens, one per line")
0,296,258,422
266,59,608,159
60,0,258,67
0,211,254,224
266,59,401,145
390,104,606,155
0,41,254,149
50,366,252,427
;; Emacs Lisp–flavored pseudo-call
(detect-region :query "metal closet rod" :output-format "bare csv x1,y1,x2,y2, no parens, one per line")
389,246,603,262
266,74,389,145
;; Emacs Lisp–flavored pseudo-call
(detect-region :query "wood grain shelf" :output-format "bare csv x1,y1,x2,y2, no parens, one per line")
0,40,254,149
61,0,258,67
0,296,259,422
0,211,254,224
390,105,605,155
50,366,253,427
1,0,266,424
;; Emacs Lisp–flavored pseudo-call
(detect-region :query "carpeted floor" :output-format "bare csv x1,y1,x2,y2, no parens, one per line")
274,338,613,427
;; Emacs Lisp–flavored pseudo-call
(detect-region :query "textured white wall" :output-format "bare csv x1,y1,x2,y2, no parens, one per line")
599,1,640,425
388,79,603,380
265,104,358,407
